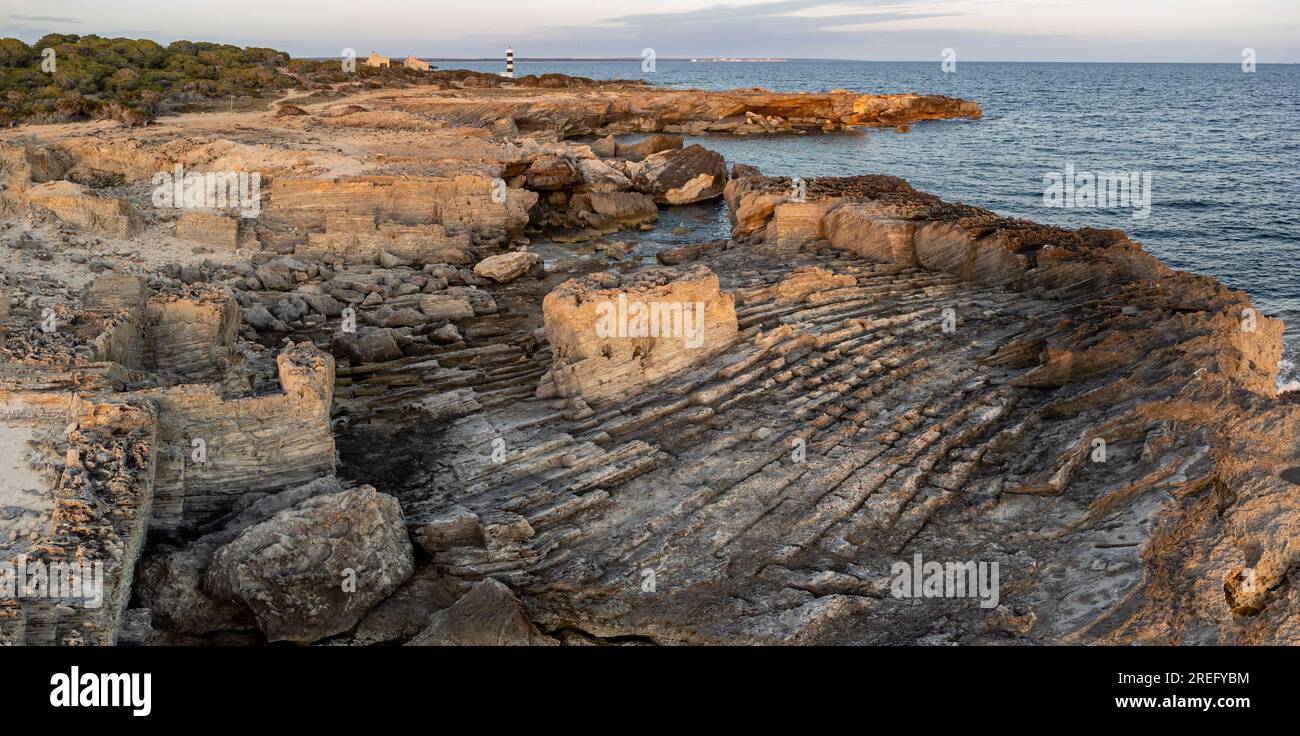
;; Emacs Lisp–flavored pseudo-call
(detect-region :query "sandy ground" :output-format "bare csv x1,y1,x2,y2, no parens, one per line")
0,423,55,549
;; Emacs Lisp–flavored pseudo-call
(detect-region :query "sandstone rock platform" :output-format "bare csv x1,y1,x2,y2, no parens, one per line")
2,76,1294,647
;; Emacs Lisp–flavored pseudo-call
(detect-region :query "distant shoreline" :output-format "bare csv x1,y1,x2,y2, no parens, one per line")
298,57,1298,65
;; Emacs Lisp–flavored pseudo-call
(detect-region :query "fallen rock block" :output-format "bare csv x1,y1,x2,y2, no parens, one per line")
418,293,476,320
588,191,659,229
205,485,415,644
135,476,344,636
578,158,632,192
616,133,683,161
335,328,405,364
405,578,557,646
473,251,543,283
629,144,728,205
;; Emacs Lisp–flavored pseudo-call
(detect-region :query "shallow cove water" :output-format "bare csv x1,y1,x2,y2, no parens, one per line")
442,59,1300,388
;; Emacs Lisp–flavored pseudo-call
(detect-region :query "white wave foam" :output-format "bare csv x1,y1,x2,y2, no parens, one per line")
1279,357,1299,393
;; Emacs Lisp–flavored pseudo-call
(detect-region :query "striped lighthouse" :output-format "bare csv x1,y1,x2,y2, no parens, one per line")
502,46,514,79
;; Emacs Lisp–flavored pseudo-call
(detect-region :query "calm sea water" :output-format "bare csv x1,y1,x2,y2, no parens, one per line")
441,60,1300,385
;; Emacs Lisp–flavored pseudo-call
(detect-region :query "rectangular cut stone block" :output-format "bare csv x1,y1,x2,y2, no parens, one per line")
176,211,239,250
823,203,918,266
769,201,835,246
144,285,240,383
539,265,739,404
23,181,142,238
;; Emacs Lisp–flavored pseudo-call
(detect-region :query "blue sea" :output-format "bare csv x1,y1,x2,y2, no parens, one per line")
441,60,1300,385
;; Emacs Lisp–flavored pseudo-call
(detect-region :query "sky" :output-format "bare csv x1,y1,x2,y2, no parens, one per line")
4,0,1299,62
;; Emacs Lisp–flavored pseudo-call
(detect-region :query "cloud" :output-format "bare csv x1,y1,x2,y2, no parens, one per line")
10,14,83,24
451,0,961,57
585,0,956,35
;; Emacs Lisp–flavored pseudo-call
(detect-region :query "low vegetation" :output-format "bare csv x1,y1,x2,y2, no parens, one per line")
0,35,443,126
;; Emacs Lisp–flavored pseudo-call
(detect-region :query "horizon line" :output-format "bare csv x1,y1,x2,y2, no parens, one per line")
328,56,1300,65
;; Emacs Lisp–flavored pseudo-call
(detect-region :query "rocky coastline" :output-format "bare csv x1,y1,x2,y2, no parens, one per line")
1,76,1296,646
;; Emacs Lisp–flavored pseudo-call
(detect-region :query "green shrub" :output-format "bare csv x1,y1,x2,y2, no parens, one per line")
0,35,310,125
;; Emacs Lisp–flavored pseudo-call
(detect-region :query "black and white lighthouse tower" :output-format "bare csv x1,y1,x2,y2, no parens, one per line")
502,46,514,78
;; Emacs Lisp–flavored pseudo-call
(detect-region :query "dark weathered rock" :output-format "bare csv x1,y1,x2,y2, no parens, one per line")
405,579,557,646
525,155,581,190
616,133,683,161
205,486,415,644
350,566,457,645
335,328,404,363
135,477,347,636
629,144,728,205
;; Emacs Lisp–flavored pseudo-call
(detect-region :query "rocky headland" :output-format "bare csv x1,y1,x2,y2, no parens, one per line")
1,74,1296,646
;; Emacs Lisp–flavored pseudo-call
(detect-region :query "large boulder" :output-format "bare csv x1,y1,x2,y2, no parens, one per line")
334,328,404,363
254,260,294,291
616,133,683,161
134,477,346,636
205,486,415,643
525,155,581,190
588,191,658,229
629,144,728,205
577,158,632,192
473,251,543,283
405,578,557,646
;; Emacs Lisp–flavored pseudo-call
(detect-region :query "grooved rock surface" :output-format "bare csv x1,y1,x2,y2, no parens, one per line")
382,175,1298,645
